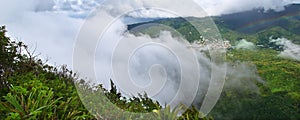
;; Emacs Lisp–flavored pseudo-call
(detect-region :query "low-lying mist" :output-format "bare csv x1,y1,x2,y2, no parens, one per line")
91,17,264,110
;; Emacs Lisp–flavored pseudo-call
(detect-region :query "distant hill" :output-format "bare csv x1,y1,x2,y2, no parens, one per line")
127,4,300,47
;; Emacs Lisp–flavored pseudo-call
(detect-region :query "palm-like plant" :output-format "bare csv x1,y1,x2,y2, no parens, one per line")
153,104,185,120
0,85,61,119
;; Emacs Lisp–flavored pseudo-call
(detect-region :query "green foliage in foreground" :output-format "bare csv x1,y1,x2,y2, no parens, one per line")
0,26,212,120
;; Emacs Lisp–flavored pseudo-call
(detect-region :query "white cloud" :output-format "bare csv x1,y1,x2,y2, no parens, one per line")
0,0,83,66
195,0,297,16
49,0,299,17
271,38,300,61
234,39,256,50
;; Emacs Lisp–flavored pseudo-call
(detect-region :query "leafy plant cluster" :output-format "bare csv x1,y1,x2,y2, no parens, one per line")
0,26,93,119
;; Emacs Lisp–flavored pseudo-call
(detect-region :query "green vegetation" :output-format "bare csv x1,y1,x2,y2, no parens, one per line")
0,26,93,119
